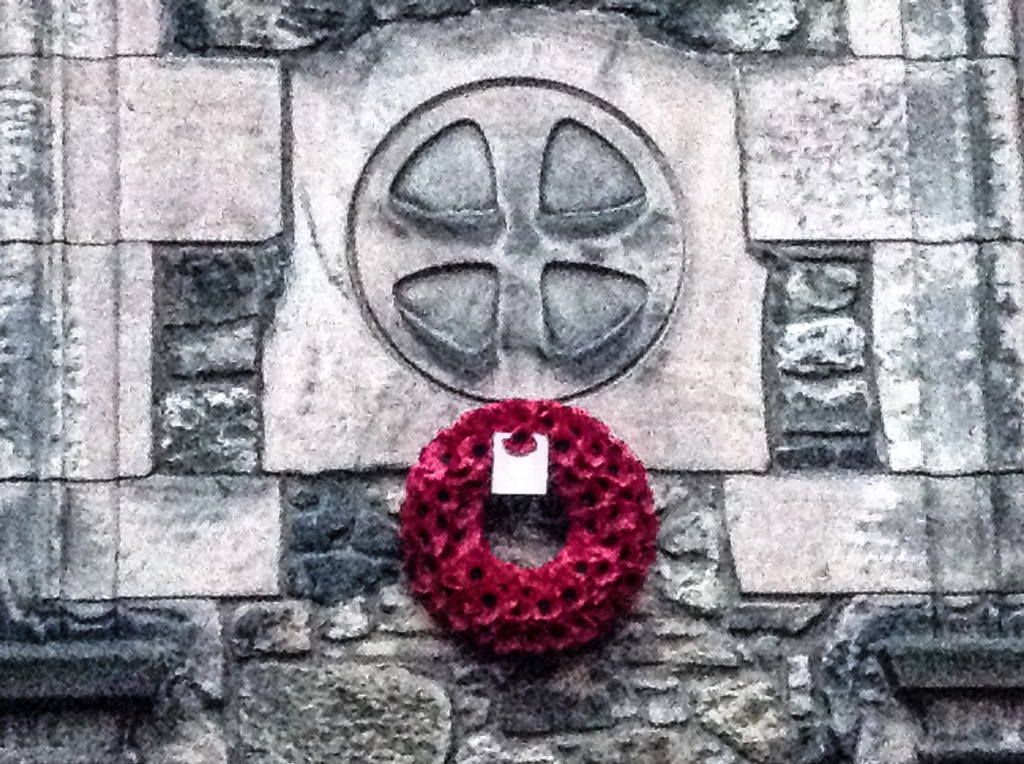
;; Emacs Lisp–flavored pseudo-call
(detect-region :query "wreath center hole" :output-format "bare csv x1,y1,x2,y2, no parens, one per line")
484,495,569,569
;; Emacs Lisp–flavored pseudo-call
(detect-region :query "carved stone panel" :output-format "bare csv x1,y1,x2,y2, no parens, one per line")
266,10,766,471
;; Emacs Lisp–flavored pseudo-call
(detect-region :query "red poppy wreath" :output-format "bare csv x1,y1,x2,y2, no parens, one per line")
400,399,658,654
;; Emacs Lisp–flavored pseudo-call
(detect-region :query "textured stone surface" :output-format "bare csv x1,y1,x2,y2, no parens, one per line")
873,243,987,474
166,322,259,376
902,0,1014,57
0,0,164,55
777,318,866,376
995,475,1024,590
232,601,312,657
693,678,794,763
783,263,859,315
779,378,872,434
239,662,451,764
845,0,901,54
985,242,1024,469
743,60,911,241
725,601,827,634
324,597,372,641
119,58,282,241
285,476,402,604
61,483,117,600
0,243,153,480
157,382,259,474
927,477,995,593
661,0,802,51
725,475,931,593
118,477,281,598
266,10,766,472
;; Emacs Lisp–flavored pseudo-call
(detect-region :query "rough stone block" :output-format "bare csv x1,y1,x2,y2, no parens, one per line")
157,382,259,474
725,475,931,593
976,59,1024,240
995,475,1024,591
238,663,451,764
984,241,1024,470
118,58,282,242
232,601,312,657
904,0,1015,57
779,378,872,434
661,0,802,51
777,317,866,376
874,243,988,474
742,60,912,241
266,10,766,472
783,262,859,315
0,0,164,56
118,477,281,598
166,322,259,376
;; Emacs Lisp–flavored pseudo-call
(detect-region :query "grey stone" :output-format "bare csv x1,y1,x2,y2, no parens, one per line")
238,662,451,764
779,378,872,434
61,483,117,600
288,548,401,605
118,58,282,242
995,475,1024,590
906,61,975,241
232,601,312,657
0,59,52,242
845,0,902,55
783,263,859,315
661,0,801,51
693,677,794,763
158,382,259,474
166,322,259,376
324,597,372,641
158,243,285,326
788,656,816,718
983,242,1024,470
927,478,995,593
772,436,877,471
653,475,720,559
657,559,726,614
118,477,281,598
904,0,969,57
975,59,1024,240
777,317,866,376
137,710,228,764
726,601,827,634
874,243,987,474
725,475,931,594
648,690,691,726
498,668,615,735
0,483,61,601
743,60,912,241
377,584,433,634
455,733,559,764
268,10,766,473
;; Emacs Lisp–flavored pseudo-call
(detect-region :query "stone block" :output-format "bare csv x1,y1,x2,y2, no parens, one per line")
61,483,117,600
874,243,987,474
118,477,281,598
904,0,1015,57
324,598,372,641
266,10,766,472
238,662,451,764
232,601,312,657
724,475,931,593
693,678,794,763
166,322,259,376
845,0,902,55
742,60,912,241
118,58,282,242
777,317,866,376
995,475,1024,590
927,478,996,593
0,483,61,601
157,382,259,473
661,0,802,52
779,378,872,434
984,242,1024,470
725,601,827,634
783,262,859,315
976,59,1024,240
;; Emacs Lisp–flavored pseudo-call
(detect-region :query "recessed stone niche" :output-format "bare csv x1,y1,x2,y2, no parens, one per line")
264,9,766,473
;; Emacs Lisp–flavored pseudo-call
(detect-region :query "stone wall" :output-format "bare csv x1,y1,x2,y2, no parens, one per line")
0,0,1023,763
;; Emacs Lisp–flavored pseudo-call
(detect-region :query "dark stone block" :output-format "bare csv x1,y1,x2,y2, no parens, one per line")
886,637,1024,690
290,506,357,553
287,550,401,605
351,511,401,558
725,601,827,635
157,382,259,473
774,435,877,470
779,377,872,434
0,641,172,700
157,243,285,327
498,682,614,734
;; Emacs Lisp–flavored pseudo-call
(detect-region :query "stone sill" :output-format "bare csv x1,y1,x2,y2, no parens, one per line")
919,742,1024,763
886,637,1024,690
0,640,170,700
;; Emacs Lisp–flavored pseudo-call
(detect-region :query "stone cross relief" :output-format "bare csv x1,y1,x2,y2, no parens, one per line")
348,83,685,400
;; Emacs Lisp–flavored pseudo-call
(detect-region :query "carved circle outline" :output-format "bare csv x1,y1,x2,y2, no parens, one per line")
345,77,688,402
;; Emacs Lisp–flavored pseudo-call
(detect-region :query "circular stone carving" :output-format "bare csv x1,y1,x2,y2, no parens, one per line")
348,79,685,400
399,399,658,654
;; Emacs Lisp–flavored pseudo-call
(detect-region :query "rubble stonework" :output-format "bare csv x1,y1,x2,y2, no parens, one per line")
0,2,1022,764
